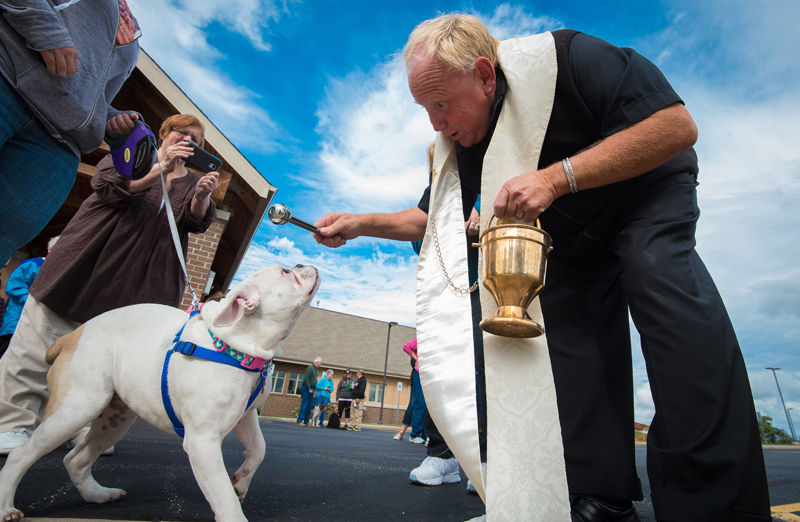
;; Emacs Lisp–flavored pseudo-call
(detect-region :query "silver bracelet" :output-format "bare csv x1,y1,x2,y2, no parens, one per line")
562,157,578,194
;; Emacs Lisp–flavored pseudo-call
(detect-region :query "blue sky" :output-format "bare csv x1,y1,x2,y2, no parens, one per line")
128,0,800,428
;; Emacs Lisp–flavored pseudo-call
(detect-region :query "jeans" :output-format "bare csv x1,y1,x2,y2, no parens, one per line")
401,391,414,426
410,369,428,439
296,386,314,424
0,76,79,262
314,395,330,424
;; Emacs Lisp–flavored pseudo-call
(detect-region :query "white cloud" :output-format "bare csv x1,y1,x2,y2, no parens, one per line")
685,92,800,324
752,272,800,320
475,4,562,40
634,383,655,426
311,60,434,214
127,0,285,149
307,3,565,216
751,369,800,434
234,237,419,326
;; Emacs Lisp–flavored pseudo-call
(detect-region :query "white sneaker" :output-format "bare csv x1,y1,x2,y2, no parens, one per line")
466,462,487,494
0,431,29,456
409,456,461,485
409,436,426,444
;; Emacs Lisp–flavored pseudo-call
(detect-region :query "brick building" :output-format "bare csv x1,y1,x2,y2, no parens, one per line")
0,49,276,304
260,307,418,427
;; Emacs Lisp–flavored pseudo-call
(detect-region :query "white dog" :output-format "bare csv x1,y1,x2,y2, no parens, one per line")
310,404,324,427
0,264,319,522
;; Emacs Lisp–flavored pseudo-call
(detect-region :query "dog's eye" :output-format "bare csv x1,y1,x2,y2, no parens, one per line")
281,268,289,274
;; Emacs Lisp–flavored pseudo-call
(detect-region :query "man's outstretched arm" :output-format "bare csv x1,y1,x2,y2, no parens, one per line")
313,206,428,248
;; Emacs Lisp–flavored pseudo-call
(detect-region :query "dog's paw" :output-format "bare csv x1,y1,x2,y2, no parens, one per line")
231,467,250,485
81,487,126,504
1,507,24,521
231,469,251,503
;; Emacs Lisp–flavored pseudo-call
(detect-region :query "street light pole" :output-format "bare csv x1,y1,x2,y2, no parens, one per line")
766,367,796,441
378,321,397,425
789,408,797,442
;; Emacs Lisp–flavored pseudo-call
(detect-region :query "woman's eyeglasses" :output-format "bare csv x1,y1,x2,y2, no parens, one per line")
172,127,202,144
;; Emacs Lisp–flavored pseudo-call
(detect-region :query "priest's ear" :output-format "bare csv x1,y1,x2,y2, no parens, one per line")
474,56,496,95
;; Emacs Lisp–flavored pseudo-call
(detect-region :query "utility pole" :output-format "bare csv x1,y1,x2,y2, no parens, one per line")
766,367,796,441
378,321,397,425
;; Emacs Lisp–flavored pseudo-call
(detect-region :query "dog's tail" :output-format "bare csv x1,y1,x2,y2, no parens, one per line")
45,323,86,365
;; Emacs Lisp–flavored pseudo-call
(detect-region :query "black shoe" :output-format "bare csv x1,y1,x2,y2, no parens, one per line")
570,496,641,522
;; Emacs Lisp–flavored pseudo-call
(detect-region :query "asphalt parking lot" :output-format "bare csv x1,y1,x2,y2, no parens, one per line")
5,417,800,521
6,418,486,522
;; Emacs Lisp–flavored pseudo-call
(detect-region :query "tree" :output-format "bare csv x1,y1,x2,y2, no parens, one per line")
758,415,793,444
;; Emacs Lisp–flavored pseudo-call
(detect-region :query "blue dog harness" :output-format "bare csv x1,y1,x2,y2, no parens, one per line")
161,315,272,437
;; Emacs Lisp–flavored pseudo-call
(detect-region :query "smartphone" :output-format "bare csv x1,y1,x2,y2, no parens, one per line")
184,142,222,174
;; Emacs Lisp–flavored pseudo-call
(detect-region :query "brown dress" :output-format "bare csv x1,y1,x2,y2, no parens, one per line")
31,155,216,323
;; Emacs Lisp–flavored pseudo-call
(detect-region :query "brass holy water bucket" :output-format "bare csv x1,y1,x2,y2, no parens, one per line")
473,214,553,338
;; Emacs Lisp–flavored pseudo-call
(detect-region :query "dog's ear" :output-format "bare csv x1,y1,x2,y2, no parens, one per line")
213,285,259,328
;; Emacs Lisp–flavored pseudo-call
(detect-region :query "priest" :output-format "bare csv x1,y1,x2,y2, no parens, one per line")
314,13,769,522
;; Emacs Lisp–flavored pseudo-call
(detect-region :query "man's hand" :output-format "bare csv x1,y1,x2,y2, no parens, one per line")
39,46,79,76
313,207,427,247
106,112,140,133
466,207,480,236
313,212,363,248
493,104,698,223
493,168,561,223
493,103,698,223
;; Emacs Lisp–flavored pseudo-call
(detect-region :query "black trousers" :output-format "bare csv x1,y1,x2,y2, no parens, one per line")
0,334,10,359
540,173,769,522
337,400,351,420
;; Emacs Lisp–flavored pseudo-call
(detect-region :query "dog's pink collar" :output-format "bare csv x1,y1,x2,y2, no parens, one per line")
208,329,267,370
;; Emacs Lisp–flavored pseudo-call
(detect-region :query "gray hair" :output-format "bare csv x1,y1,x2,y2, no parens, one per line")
313,357,322,364
403,13,499,74
326,369,334,376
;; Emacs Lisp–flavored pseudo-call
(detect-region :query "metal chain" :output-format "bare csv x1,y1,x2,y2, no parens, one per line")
429,213,479,294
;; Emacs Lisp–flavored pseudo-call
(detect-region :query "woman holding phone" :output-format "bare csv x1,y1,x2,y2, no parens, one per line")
0,114,218,455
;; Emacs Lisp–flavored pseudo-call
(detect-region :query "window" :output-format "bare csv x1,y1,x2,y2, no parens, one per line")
271,371,286,394
286,373,303,395
369,383,384,403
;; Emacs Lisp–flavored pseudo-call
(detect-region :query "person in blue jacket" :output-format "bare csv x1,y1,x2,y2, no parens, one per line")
0,0,142,263
0,236,58,356
314,369,334,427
